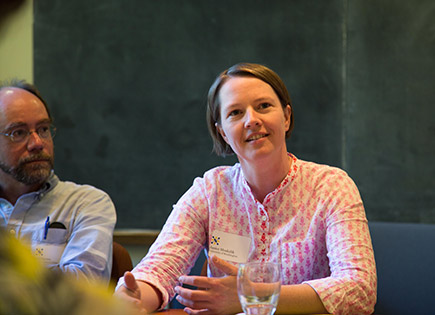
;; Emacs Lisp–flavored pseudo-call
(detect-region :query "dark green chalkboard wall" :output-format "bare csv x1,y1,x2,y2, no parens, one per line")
34,0,435,229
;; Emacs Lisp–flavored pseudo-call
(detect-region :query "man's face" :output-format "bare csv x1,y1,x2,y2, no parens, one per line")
0,87,54,187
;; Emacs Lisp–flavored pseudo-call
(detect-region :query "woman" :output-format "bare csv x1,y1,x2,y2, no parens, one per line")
115,63,377,314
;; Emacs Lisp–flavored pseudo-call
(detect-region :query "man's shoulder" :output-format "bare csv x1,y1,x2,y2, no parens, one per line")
52,176,111,200
49,179,116,217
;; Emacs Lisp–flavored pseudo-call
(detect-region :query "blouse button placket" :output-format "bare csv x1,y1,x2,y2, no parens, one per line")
258,204,270,257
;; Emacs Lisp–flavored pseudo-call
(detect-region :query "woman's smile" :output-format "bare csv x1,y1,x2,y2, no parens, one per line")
246,133,269,142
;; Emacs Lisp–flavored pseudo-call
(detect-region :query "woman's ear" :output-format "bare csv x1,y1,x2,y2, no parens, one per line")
215,122,229,144
284,104,291,131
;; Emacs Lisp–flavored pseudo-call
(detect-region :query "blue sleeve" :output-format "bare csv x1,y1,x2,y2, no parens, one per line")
54,188,117,284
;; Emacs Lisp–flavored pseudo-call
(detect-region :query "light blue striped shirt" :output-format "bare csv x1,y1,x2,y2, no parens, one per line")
0,173,116,284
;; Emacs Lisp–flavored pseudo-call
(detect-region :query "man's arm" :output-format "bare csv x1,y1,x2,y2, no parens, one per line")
55,189,116,283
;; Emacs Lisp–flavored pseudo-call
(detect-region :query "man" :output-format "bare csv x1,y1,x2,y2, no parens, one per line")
0,79,116,284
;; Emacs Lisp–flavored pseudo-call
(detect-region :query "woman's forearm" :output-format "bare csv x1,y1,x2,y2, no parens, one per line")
276,283,328,314
136,280,164,313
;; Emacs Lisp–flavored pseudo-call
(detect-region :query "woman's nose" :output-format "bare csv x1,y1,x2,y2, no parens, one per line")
244,107,261,128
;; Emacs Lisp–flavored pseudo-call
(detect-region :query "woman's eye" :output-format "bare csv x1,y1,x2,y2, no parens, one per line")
259,103,271,109
228,109,242,117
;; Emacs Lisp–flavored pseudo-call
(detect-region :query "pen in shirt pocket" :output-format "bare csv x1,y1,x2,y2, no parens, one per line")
43,217,67,240
44,216,50,240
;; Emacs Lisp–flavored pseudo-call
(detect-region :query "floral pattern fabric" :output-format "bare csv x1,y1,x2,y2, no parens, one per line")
118,154,376,314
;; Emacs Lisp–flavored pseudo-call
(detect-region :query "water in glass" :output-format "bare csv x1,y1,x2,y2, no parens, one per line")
237,262,281,315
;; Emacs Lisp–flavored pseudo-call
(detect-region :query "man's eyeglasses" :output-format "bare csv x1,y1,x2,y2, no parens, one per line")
0,125,57,143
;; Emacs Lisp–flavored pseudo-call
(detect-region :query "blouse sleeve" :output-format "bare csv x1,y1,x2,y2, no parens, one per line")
303,170,377,315
116,176,210,309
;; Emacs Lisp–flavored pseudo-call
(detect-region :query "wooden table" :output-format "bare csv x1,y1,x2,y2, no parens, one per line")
156,311,329,315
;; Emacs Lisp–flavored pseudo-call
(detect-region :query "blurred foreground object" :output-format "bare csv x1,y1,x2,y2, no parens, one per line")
0,229,136,315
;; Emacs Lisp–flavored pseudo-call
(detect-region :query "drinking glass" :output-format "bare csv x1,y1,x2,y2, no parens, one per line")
237,261,281,315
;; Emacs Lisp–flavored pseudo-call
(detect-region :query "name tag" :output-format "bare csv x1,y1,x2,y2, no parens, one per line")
33,243,66,265
209,230,251,263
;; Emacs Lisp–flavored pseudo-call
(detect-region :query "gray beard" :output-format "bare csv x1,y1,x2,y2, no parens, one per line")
0,155,54,186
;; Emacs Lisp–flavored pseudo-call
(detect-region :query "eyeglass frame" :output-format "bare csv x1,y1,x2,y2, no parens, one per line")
0,124,57,143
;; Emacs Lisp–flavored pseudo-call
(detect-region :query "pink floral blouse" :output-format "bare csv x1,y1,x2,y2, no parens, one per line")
118,154,376,314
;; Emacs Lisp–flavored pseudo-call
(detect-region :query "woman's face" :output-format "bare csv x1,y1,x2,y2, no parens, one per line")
216,76,291,164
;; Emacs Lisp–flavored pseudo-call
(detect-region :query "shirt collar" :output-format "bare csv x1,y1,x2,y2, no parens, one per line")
35,171,59,199
240,153,299,204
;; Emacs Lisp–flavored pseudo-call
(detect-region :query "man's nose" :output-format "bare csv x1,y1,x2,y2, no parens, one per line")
26,131,44,150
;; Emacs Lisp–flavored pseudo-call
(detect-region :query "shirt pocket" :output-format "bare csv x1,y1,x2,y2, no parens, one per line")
33,227,68,265
280,239,317,284
44,227,68,244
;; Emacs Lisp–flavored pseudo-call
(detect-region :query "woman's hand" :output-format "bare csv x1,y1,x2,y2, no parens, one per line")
175,256,243,315
113,272,148,313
